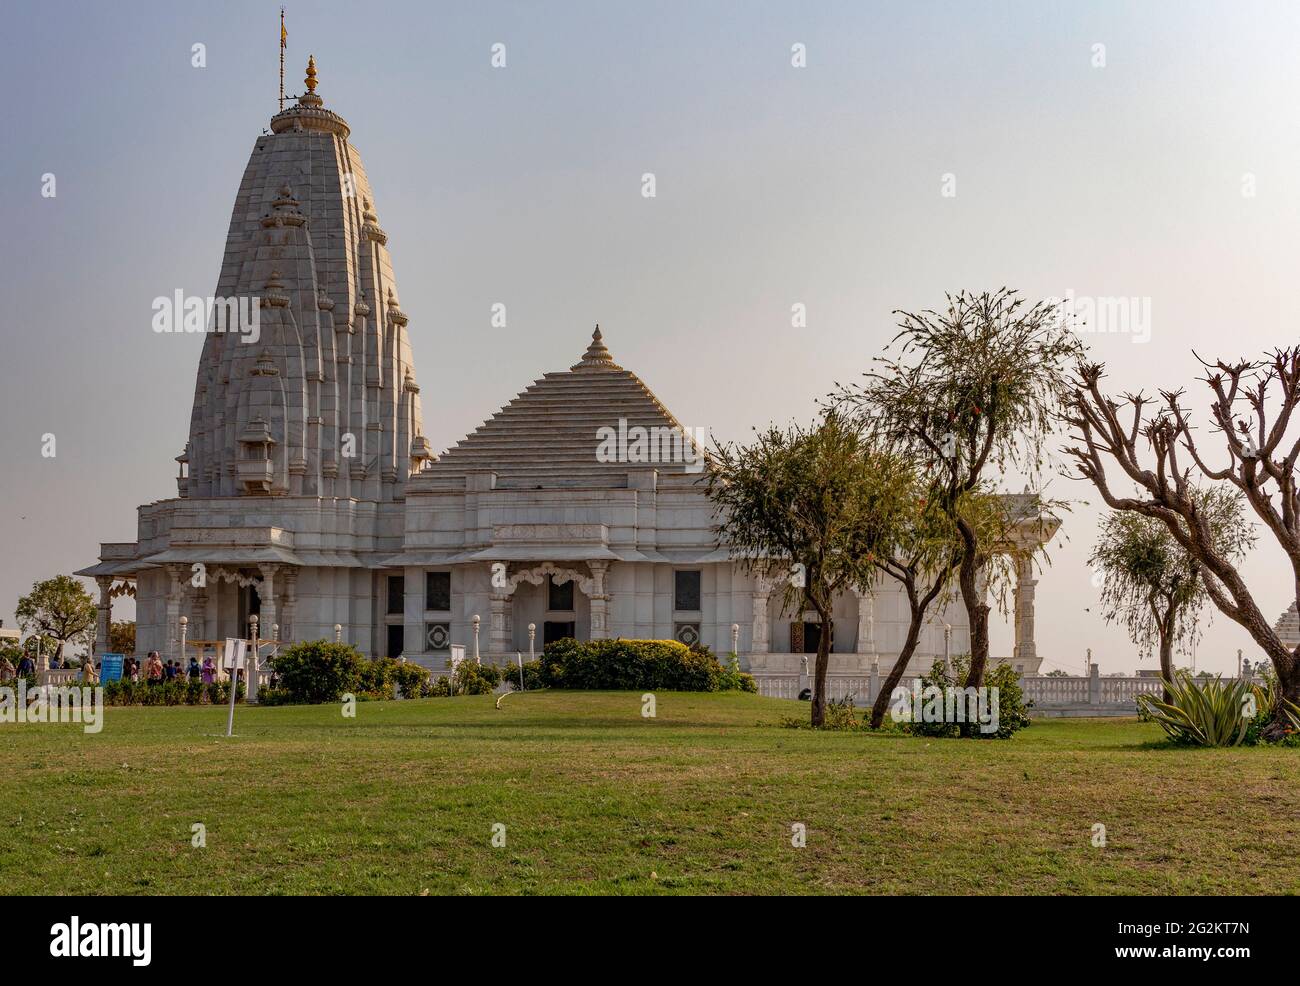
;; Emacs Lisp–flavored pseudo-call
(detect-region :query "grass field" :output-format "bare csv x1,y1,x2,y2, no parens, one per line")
2,691,1298,895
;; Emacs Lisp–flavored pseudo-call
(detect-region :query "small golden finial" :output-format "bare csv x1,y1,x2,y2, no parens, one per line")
305,55,318,93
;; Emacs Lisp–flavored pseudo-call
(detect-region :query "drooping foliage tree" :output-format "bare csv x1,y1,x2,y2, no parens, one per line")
841,288,1082,687
1090,488,1251,696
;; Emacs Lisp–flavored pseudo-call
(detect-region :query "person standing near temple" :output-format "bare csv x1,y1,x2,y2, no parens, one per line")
82,658,98,685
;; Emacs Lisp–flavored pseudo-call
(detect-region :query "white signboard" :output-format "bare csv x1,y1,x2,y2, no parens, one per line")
449,644,466,672
222,637,247,671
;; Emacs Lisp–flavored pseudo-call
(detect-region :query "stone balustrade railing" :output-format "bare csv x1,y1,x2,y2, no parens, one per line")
750,664,1169,716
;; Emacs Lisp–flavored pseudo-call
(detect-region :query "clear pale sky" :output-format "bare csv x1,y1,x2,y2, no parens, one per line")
2,0,1297,674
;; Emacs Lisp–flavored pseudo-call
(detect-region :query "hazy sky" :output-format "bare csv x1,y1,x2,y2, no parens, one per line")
2,0,1298,674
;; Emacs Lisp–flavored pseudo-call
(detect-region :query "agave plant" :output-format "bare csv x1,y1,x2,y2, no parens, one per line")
1136,672,1264,747
1249,674,1300,737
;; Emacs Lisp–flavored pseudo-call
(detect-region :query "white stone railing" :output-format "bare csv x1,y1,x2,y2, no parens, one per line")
1096,675,1164,704
37,669,81,688
1022,674,1090,705
751,665,1168,712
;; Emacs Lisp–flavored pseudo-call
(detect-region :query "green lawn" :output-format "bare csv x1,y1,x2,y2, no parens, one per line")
1,691,1297,895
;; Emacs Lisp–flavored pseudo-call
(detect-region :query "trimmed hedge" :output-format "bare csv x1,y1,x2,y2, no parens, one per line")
263,640,502,704
528,638,757,692
102,678,244,706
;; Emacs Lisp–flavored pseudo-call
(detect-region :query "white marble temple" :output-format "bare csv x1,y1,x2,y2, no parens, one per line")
78,59,1051,677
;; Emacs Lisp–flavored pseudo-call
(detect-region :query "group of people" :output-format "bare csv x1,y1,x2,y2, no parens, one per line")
0,653,86,680
120,652,219,685
0,651,223,686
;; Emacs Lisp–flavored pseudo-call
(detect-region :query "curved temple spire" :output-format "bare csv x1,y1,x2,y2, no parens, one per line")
180,57,427,501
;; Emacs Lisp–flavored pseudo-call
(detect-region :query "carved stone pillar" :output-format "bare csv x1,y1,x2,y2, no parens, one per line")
165,565,186,660
751,575,772,654
588,561,610,640
257,564,279,642
280,568,297,643
94,576,113,657
186,584,207,643
853,586,875,656
489,591,511,655
1014,555,1037,664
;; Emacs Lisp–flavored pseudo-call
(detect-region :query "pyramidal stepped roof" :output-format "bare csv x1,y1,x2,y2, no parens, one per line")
180,56,428,501
430,327,707,488
1275,602,1300,646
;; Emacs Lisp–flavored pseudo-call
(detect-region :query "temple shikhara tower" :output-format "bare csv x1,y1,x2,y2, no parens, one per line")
79,57,1058,685
80,59,432,665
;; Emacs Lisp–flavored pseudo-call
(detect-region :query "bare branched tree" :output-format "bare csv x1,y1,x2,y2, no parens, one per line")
1065,348,1300,735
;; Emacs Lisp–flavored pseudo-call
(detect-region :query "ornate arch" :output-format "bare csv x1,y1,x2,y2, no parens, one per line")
202,565,264,589
505,562,595,597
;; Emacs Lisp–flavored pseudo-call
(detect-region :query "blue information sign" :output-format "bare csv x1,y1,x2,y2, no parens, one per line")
99,653,124,683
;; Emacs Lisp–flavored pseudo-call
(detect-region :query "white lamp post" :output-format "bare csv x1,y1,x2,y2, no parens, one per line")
943,623,952,676
528,622,536,662
730,622,740,657
472,614,481,666
334,623,342,644
179,615,189,671
249,614,259,673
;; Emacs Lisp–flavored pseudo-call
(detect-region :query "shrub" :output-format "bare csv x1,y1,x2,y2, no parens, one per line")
903,655,1031,740
451,661,498,695
394,661,430,699
714,648,758,693
422,675,453,698
356,657,396,698
534,638,748,692
515,659,546,691
270,640,366,704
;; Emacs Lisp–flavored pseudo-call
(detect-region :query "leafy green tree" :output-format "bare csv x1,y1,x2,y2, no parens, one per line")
842,288,1082,687
708,411,911,726
1089,489,1251,696
15,575,96,663
109,620,136,656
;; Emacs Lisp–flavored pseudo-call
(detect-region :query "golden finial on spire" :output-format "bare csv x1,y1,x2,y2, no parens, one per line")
305,55,318,93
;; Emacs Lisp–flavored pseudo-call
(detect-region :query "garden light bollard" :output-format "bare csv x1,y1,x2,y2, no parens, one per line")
943,623,952,676
528,623,536,662
334,623,342,644
472,614,481,666
179,615,188,671
730,623,739,658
